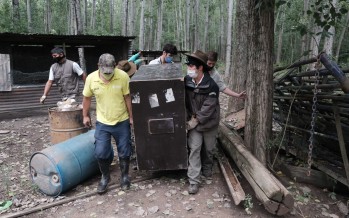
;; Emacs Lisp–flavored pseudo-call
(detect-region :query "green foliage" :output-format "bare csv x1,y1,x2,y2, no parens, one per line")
307,0,348,31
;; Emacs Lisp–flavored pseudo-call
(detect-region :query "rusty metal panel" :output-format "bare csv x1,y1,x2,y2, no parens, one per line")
0,54,11,91
0,83,94,112
130,63,188,171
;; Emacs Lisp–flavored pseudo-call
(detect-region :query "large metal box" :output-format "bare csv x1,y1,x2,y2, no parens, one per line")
130,63,188,170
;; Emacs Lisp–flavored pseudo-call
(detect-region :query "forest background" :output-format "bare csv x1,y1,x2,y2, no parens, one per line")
1,0,349,162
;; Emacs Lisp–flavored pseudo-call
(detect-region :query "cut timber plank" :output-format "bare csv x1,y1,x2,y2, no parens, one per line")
216,148,245,205
218,122,294,216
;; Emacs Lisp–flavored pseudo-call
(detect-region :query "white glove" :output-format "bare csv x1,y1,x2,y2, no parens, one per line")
40,95,46,104
187,117,199,131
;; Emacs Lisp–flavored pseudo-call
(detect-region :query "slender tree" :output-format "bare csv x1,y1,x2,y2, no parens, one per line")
12,0,20,32
156,0,164,50
185,0,191,50
90,0,96,31
228,0,249,114
139,0,145,50
26,0,32,33
335,12,349,61
323,0,338,56
110,0,114,33
122,0,128,35
224,0,233,79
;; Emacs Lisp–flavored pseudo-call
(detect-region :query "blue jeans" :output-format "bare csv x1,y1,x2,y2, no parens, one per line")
94,119,131,160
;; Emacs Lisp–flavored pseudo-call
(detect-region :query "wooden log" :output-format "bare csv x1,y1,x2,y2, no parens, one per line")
291,67,349,77
216,147,245,205
275,83,341,91
319,53,349,93
274,94,349,101
274,57,317,72
334,105,349,185
218,122,294,216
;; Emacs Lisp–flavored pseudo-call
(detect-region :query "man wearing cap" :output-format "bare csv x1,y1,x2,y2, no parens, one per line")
40,47,86,103
82,53,133,193
184,50,220,194
149,43,178,65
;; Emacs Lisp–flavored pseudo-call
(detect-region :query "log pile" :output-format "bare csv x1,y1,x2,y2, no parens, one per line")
218,123,294,216
273,53,349,187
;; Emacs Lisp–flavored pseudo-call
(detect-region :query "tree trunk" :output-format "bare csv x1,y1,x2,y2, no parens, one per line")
26,0,32,33
122,0,128,35
110,0,114,33
224,0,233,79
12,0,20,32
335,12,349,61
73,0,83,35
185,0,191,50
301,0,310,59
69,1,75,34
128,0,135,36
156,0,164,50
309,24,323,69
244,0,275,165
139,0,145,50
276,10,284,64
44,0,51,34
193,0,200,50
83,0,87,32
219,0,225,59
228,0,249,113
90,0,96,31
202,1,210,52
146,0,154,50
323,0,337,57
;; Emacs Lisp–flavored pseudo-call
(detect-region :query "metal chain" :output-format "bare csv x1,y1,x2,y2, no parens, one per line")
307,60,321,176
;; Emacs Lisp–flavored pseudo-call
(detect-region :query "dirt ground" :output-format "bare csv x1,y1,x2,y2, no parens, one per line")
0,96,349,218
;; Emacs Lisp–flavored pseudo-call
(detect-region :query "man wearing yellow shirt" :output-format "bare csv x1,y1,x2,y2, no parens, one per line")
82,53,133,193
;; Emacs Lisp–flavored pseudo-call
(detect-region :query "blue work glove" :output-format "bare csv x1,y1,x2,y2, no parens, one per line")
128,52,141,62
134,59,143,66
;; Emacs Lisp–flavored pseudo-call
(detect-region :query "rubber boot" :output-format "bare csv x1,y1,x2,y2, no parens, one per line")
119,157,131,190
97,160,111,194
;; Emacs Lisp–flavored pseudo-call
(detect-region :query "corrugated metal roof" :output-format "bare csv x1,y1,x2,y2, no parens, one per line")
0,83,95,112
0,33,136,45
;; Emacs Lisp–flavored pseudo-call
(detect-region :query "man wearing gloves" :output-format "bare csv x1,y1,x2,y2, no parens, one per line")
149,43,178,65
40,47,86,103
184,50,220,194
82,53,133,193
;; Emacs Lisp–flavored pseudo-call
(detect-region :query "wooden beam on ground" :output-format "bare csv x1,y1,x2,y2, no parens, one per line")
216,147,245,205
334,104,349,185
218,122,294,216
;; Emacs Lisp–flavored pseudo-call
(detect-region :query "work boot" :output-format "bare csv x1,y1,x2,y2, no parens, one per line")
119,157,131,190
97,160,111,194
188,184,199,194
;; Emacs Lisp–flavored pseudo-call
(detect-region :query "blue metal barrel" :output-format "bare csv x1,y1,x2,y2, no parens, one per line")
29,130,99,196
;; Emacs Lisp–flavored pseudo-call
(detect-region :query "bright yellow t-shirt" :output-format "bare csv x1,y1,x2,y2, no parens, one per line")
83,68,130,125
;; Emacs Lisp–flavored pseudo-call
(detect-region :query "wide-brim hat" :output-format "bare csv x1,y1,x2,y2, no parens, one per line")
117,60,137,77
184,50,209,70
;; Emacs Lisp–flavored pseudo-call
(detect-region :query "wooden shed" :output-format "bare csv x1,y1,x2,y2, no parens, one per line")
0,33,135,112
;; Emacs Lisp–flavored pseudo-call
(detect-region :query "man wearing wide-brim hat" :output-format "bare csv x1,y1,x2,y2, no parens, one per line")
117,60,137,77
184,50,220,194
